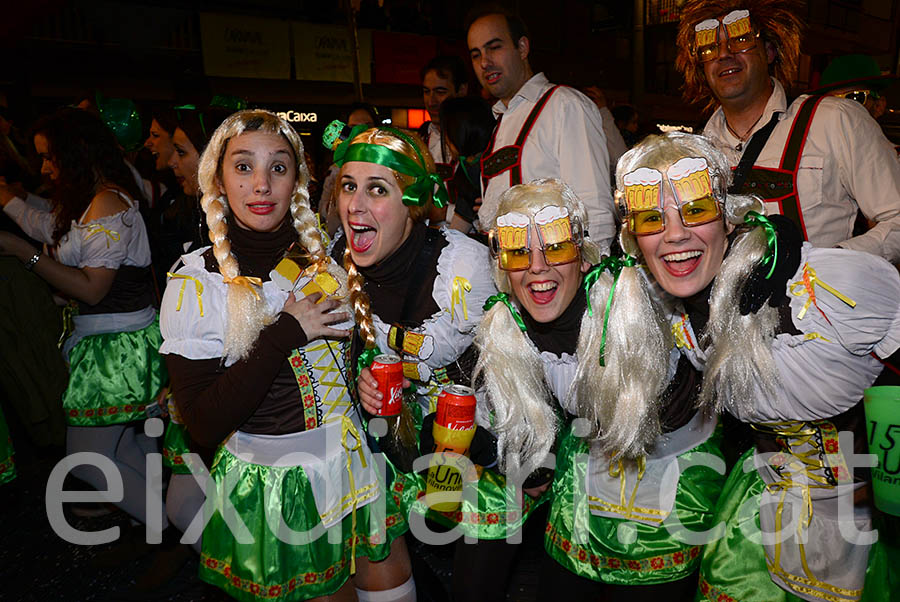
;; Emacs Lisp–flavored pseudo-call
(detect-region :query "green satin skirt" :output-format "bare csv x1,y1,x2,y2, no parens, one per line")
62,318,167,426
0,405,15,485
163,420,192,474
417,466,547,539
697,448,892,602
546,424,725,586
199,443,407,602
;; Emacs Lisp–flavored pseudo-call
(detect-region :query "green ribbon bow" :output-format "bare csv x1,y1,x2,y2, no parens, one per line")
323,120,448,209
483,293,527,332
744,210,777,279
582,255,637,367
356,346,381,382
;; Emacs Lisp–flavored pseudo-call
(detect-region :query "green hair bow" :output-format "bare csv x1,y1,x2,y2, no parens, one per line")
322,119,448,209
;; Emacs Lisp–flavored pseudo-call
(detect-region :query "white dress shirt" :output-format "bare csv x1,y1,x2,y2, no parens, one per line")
479,73,615,249
704,79,900,262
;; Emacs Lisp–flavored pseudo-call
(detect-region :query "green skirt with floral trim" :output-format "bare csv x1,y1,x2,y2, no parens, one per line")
0,405,15,485
545,423,725,586
63,318,167,426
412,465,548,540
200,442,407,602
697,448,891,602
385,404,547,540
163,420,192,474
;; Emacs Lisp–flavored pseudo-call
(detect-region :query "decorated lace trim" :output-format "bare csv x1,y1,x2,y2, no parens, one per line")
67,404,147,420
200,515,401,599
698,574,737,602
545,521,701,573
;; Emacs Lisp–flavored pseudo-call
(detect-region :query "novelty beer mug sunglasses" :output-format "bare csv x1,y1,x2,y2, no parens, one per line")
622,157,722,236
693,9,760,63
489,205,583,272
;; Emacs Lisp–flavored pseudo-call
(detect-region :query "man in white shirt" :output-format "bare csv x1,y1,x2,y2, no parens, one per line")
466,7,615,248
676,0,900,262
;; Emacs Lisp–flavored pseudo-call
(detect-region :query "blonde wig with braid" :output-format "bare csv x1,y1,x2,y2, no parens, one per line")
198,109,336,361
615,132,779,421
475,179,602,475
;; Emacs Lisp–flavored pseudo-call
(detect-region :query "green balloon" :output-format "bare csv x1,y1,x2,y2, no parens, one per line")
97,95,143,152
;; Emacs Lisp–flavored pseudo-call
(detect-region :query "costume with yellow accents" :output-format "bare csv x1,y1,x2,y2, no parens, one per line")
682,244,900,602
13,191,166,426
330,223,517,537
161,236,405,602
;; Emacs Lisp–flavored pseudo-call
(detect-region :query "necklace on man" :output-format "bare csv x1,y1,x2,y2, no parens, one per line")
726,112,764,152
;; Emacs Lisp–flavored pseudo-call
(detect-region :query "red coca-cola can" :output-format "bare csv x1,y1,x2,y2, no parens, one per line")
371,354,403,416
436,384,476,430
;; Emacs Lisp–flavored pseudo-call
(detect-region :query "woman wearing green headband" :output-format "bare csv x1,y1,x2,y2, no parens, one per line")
609,132,899,601
326,124,504,598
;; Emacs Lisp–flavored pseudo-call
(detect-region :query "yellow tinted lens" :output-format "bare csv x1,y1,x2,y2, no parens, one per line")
680,197,720,225
499,247,531,271
729,33,757,53
543,241,579,265
630,210,665,235
696,44,718,62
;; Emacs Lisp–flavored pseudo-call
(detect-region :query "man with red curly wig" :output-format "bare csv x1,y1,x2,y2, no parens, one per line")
676,0,900,263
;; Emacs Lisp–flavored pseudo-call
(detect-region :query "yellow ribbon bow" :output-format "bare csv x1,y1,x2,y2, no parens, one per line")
167,272,204,317
83,223,121,248
222,275,263,301
789,263,855,321
607,456,647,517
450,276,472,323
671,313,695,350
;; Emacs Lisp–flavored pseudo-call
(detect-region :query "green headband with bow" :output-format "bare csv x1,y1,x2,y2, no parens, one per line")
322,120,448,208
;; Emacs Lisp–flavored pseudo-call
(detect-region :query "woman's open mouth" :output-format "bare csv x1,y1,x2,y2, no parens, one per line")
661,250,703,277
349,222,376,253
527,280,558,305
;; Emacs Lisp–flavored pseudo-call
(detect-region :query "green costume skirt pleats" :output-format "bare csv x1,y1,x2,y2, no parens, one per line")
199,444,407,602
62,318,167,426
546,423,725,586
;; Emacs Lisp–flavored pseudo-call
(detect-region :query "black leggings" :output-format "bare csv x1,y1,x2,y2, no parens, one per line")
452,536,523,601
537,553,699,602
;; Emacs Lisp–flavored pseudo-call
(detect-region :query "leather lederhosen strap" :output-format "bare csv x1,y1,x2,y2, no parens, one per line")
480,85,561,191
733,95,826,240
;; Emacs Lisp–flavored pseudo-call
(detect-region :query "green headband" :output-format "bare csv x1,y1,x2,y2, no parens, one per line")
322,120,448,209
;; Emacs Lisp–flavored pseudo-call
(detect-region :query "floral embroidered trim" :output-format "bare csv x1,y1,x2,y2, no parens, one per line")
66,404,147,420
698,574,737,602
545,522,701,574
289,350,320,430
200,516,402,599
816,420,852,485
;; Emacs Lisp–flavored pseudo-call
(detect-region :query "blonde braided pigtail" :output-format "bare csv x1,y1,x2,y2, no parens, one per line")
199,190,273,361
343,247,377,350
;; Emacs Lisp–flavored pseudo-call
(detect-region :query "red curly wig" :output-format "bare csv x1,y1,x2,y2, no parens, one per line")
676,0,803,113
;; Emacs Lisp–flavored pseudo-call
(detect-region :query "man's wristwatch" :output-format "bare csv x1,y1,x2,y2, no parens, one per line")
24,251,41,271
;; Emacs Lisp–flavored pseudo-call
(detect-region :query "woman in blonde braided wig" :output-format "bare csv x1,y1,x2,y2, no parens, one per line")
161,110,416,602
198,109,330,361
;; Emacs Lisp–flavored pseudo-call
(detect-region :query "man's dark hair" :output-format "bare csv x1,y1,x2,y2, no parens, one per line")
420,56,468,91
464,3,530,47
346,102,379,124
